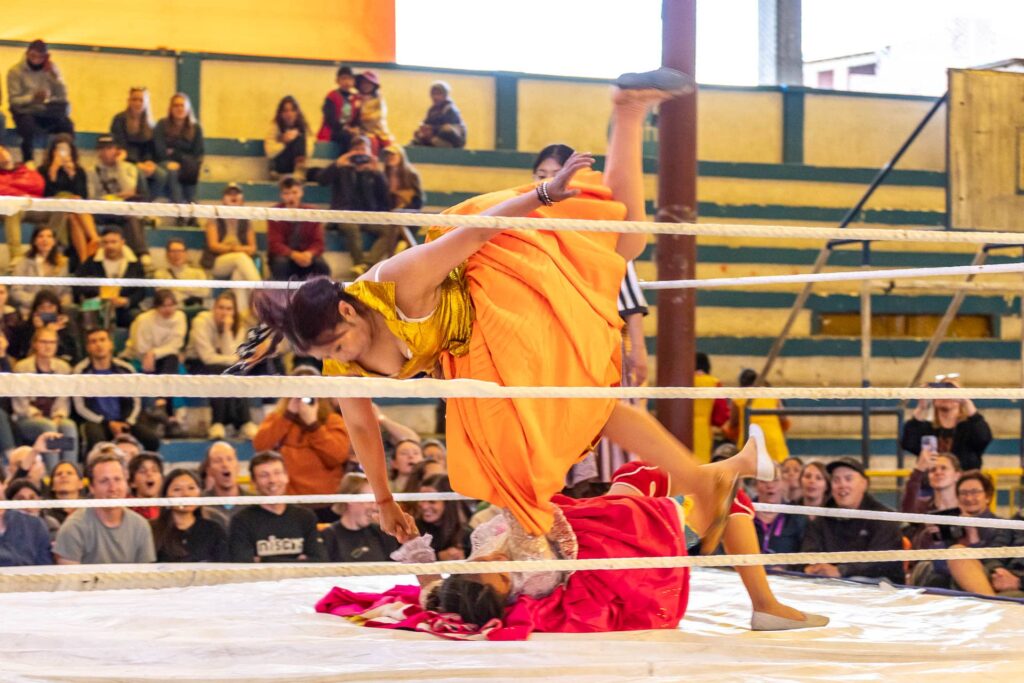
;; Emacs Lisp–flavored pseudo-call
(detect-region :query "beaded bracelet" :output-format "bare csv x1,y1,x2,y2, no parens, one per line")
536,181,554,206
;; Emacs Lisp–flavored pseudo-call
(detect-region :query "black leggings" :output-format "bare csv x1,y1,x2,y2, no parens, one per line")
202,363,251,428
12,108,74,162
152,354,180,413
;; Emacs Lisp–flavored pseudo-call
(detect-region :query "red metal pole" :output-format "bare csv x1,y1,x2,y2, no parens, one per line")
656,0,697,446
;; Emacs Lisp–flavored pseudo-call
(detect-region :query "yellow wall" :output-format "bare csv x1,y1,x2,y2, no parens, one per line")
804,94,946,170
516,79,613,154
516,83,784,164
4,0,395,63
699,90,783,164
200,61,495,149
0,38,949,173
0,46,176,133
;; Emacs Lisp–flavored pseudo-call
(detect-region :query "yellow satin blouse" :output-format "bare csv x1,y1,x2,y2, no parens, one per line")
322,268,473,379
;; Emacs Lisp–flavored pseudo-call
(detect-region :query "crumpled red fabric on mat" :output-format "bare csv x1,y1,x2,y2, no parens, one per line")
316,495,690,641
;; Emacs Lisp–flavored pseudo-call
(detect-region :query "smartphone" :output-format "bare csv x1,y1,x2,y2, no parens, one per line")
38,312,57,324
921,435,938,453
350,154,372,165
45,436,74,451
301,397,315,405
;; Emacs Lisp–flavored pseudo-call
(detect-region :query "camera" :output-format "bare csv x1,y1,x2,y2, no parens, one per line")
38,312,57,324
350,154,372,166
45,436,74,451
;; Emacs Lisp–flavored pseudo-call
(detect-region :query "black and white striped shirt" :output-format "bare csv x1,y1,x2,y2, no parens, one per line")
618,261,649,319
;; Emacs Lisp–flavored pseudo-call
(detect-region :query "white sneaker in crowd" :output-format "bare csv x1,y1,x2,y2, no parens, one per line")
239,422,259,440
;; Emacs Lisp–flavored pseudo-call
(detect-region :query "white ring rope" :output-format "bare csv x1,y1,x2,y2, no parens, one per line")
4,259,1023,294
0,275,295,290
3,492,469,510
2,546,1023,594
9,495,1024,533
2,373,1022,400
645,261,1024,290
1,196,1023,246
752,503,1024,531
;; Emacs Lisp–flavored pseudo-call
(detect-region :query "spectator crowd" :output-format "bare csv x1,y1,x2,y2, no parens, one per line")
0,39,1021,602
3,41,451,281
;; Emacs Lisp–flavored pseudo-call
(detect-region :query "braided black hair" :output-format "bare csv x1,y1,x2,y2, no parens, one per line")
224,277,371,374
425,575,506,627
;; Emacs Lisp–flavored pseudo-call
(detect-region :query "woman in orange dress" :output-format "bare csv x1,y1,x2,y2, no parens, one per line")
245,73,773,543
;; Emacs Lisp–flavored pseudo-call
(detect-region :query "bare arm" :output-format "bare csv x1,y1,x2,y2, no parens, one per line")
377,152,596,318
241,225,257,256
337,397,417,541
205,220,233,255
372,402,420,445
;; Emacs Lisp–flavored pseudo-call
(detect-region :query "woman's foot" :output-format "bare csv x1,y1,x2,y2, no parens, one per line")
616,67,695,95
731,424,776,481
751,604,830,631
611,86,675,116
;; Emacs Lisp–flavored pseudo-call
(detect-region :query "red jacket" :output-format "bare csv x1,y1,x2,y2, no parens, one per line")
0,165,45,197
267,203,325,258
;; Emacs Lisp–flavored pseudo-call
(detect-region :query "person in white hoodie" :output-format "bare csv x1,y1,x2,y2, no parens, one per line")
124,289,186,433
186,291,256,440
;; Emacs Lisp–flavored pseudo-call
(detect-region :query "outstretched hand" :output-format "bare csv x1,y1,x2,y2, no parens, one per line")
378,499,419,543
545,152,595,202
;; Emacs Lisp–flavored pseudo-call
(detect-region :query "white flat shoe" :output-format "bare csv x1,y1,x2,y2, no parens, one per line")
747,424,775,481
751,610,830,631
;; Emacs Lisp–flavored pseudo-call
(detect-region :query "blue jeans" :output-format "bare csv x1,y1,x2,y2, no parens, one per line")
0,407,16,464
158,162,186,204
140,164,170,201
16,418,78,469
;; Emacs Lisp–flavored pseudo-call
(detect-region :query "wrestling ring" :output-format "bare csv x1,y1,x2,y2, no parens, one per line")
1,196,1023,681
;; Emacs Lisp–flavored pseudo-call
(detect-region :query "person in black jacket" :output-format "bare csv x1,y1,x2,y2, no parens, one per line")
801,459,904,584
410,81,466,148
40,133,99,270
322,473,399,562
228,452,326,563
153,93,204,205
901,377,992,471
72,327,160,451
318,135,393,275
151,469,229,562
8,289,81,363
73,227,146,328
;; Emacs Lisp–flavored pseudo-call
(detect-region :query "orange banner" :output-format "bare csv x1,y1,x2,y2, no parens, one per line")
3,0,395,63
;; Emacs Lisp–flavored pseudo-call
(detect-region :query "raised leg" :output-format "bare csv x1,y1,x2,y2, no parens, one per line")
601,401,762,536
603,89,671,261
723,514,811,620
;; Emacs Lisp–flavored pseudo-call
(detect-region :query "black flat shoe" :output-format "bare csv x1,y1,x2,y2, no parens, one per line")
615,67,695,95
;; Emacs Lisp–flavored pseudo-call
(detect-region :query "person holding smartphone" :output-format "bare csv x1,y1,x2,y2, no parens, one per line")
317,135,391,275
900,374,993,471
39,134,99,271
11,327,77,467
252,365,352,520
6,40,74,164
9,289,80,363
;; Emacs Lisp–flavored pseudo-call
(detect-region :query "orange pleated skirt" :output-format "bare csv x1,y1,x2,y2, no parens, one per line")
437,172,628,535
